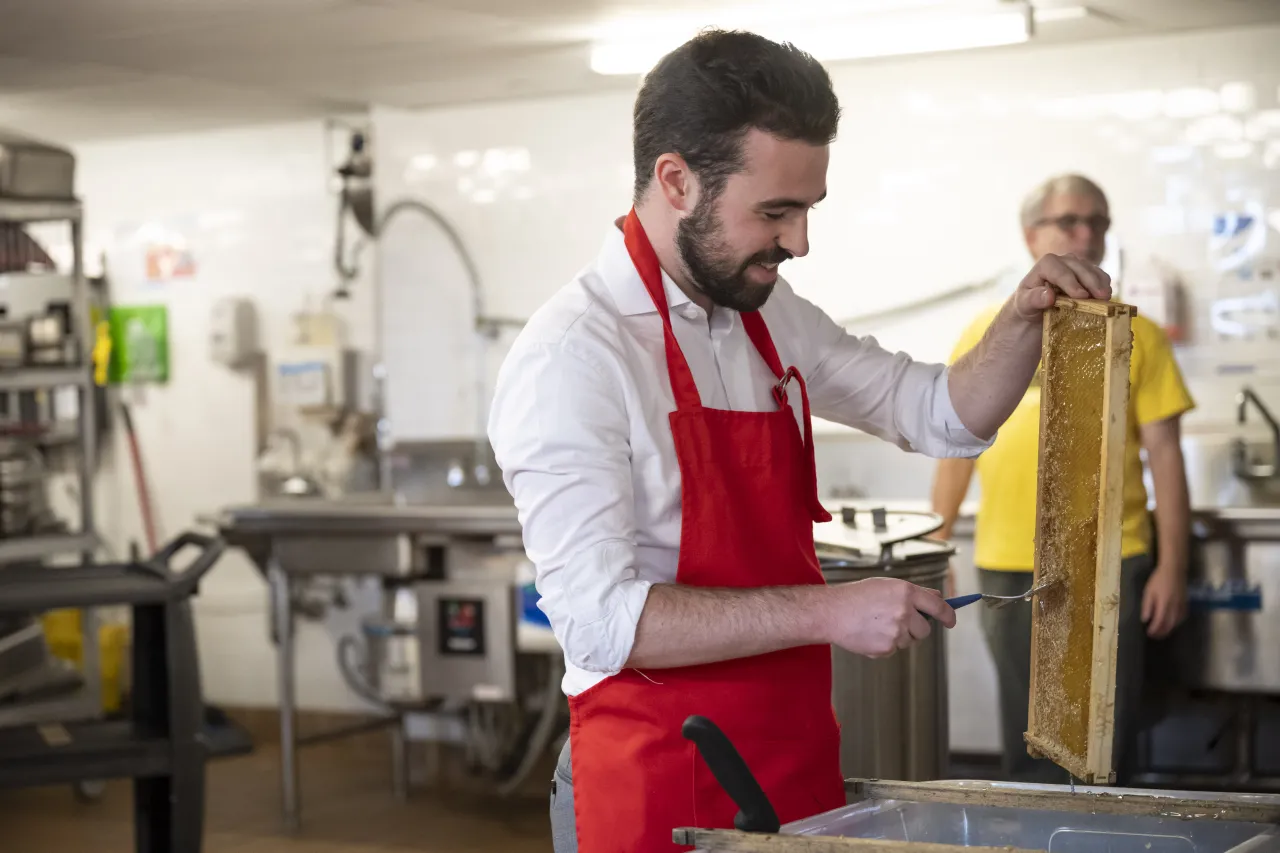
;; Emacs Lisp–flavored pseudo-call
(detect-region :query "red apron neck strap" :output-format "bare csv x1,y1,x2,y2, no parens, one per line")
740,310,784,379
779,365,831,522
622,209,702,411
743,310,832,524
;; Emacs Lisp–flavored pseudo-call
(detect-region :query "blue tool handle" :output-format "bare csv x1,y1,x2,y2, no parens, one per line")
1187,585,1263,612
924,593,981,624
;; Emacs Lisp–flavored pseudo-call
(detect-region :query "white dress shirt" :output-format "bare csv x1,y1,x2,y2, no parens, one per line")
488,224,994,695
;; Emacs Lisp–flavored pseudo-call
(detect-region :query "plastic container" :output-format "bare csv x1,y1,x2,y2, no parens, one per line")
41,608,130,713
787,788,1280,852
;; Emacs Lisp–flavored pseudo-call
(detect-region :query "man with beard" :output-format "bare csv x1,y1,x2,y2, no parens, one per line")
488,31,1112,853
930,174,1194,785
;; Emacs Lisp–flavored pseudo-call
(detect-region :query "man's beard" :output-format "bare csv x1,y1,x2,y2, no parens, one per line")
675,196,791,313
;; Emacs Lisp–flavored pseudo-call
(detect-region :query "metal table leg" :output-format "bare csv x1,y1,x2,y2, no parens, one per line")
269,557,300,831
391,719,410,801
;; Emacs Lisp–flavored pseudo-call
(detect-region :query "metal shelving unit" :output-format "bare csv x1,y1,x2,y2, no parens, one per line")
0,198,82,224
0,684,99,729
0,533,99,565
0,194,102,731
0,366,92,392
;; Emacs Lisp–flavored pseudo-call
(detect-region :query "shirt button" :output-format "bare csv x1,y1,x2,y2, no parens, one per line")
681,305,699,321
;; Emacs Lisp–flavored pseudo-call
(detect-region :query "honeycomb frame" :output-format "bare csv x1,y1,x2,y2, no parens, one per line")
1025,297,1135,785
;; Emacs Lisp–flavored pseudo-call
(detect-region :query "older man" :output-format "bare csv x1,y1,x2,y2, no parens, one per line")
931,174,1195,784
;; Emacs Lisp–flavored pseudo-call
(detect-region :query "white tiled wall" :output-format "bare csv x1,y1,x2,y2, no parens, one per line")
44,119,382,711
371,93,637,443
374,24,1280,446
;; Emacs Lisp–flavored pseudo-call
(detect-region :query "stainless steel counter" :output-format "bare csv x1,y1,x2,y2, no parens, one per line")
1181,505,1280,703
1191,506,1280,540
215,497,521,538
207,497,522,583
206,494,524,830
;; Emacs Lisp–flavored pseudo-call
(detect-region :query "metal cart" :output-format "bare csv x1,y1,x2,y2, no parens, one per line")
0,533,225,853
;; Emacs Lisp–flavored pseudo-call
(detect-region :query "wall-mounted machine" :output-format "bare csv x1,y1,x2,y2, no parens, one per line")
271,343,360,420
353,539,520,708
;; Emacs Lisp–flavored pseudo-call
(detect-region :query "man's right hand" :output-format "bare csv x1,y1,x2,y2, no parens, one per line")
626,578,956,671
823,577,956,659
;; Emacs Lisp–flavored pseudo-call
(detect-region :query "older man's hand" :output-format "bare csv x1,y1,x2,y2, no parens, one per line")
1013,252,1113,323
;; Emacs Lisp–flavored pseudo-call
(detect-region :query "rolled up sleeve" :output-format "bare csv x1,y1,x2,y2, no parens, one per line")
488,341,651,674
795,294,993,458
934,366,996,457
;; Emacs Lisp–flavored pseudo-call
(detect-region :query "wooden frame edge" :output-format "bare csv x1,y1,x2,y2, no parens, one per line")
1024,733,1086,782
843,779,1280,824
1026,298,1137,781
1052,297,1135,318
1084,310,1132,784
672,828,1042,853
1026,309,1054,756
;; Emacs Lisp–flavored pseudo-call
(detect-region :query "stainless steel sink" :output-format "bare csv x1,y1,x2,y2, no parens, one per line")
209,494,521,578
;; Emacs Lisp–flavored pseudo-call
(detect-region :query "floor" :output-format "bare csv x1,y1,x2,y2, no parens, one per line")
0,738,553,852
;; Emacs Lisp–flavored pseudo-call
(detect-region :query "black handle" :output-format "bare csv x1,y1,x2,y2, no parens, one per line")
681,715,780,834
150,532,227,589
871,507,887,532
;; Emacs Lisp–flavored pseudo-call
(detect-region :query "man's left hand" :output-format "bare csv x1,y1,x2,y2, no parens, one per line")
1142,566,1188,639
1013,252,1113,323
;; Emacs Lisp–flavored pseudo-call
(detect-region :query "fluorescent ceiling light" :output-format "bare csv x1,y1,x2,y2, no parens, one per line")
589,7,1035,76
1034,5,1091,22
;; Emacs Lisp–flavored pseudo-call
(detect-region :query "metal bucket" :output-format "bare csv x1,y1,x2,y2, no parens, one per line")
821,537,953,783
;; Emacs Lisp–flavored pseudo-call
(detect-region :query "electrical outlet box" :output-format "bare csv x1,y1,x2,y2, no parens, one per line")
209,297,257,368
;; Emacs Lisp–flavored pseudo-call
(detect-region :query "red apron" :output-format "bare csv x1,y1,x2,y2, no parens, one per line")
567,210,845,852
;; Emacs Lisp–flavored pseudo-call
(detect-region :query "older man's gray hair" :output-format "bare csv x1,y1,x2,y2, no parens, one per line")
1019,174,1108,230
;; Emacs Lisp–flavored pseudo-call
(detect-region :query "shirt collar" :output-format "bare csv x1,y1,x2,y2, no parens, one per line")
597,219,693,317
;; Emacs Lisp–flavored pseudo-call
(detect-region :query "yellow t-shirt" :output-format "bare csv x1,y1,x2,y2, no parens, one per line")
951,304,1195,570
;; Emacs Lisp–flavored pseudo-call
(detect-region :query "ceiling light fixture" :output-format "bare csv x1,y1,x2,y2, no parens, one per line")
588,3,1048,76
1033,5,1092,22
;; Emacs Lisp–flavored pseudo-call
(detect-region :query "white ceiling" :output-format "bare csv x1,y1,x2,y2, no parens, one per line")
2,0,1280,143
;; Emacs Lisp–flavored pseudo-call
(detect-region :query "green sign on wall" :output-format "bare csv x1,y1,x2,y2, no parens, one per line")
108,305,169,384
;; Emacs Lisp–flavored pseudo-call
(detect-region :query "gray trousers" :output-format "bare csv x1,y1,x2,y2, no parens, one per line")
978,554,1153,784
551,738,576,853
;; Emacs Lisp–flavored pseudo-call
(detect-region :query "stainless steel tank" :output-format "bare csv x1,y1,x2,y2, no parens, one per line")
817,508,953,782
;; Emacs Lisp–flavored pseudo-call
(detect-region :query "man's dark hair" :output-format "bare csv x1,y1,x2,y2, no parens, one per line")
632,29,841,203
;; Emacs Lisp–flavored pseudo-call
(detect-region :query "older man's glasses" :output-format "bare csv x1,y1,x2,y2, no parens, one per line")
1034,213,1111,234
